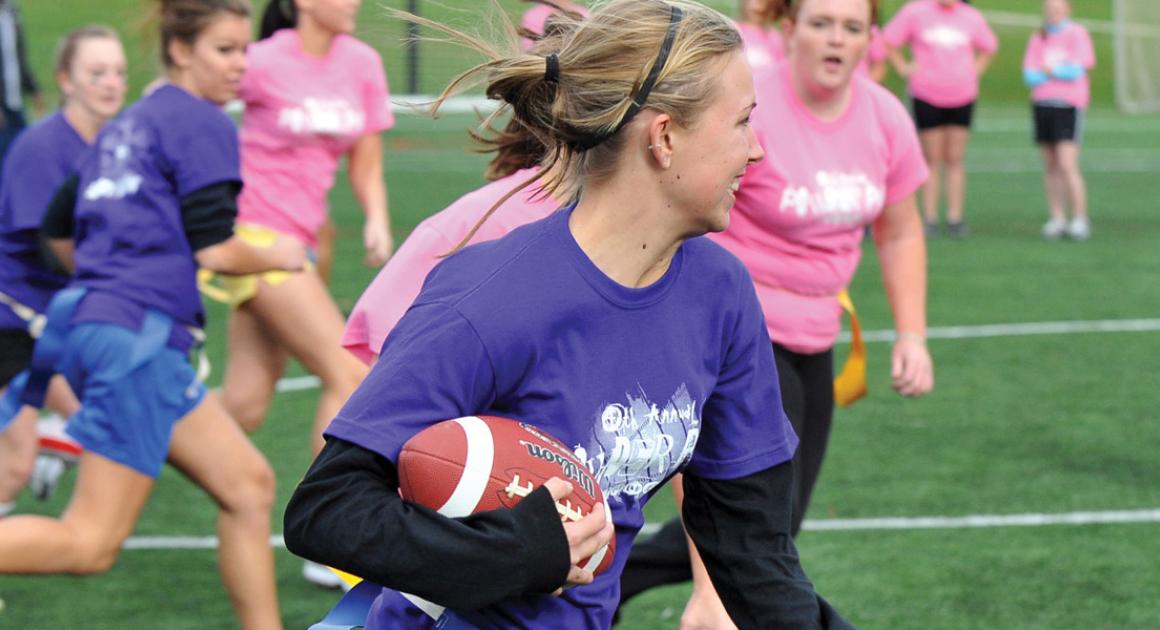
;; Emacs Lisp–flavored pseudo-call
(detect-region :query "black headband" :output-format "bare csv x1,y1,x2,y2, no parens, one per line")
571,4,684,151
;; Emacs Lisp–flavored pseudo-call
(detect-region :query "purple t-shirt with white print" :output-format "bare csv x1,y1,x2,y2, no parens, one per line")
326,206,799,629
69,84,241,348
0,111,87,330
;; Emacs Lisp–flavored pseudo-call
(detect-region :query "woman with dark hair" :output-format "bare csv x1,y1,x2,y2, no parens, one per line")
0,2,304,627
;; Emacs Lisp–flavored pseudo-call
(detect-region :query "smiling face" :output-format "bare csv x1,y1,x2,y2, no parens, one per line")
785,0,872,95
59,36,127,123
667,51,765,235
298,0,361,35
168,12,251,105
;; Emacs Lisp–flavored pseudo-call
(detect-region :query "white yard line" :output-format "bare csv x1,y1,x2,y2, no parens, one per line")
118,509,1160,550
838,318,1160,344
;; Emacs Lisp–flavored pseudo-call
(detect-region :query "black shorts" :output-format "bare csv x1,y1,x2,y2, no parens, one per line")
911,97,975,130
0,328,34,388
1033,103,1082,144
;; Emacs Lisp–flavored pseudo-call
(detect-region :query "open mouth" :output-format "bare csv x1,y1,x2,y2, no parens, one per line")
823,55,844,71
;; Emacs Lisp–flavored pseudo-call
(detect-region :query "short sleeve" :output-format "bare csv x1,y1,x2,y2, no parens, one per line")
1022,34,1040,70
972,13,999,54
342,222,459,362
2,147,70,232
684,275,797,480
883,97,929,204
327,302,497,463
882,5,913,49
168,111,242,197
362,51,394,134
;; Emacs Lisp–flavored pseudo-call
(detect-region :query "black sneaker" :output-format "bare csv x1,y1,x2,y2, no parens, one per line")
923,221,939,238
946,221,969,239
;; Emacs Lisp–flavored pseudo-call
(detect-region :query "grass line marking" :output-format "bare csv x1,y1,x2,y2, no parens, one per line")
838,318,1160,344
119,510,1160,550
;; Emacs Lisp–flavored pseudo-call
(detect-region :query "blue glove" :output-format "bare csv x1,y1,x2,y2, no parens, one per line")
1023,68,1049,88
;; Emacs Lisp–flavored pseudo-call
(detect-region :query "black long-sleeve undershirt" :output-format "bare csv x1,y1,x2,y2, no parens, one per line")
283,437,571,610
682,462,855,629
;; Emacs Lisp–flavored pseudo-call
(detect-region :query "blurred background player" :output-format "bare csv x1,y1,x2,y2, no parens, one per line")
207,0,394,588
0,2,306,628
0,25,125,516
1023,0,1094,241
884,0,997,238
0,0,43,168
735,0,785,76
620,0,933,625
859,22,888,82
286,1,853,627
519,0,587,50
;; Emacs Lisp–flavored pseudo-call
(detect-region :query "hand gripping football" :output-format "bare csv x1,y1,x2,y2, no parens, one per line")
398,415,615,576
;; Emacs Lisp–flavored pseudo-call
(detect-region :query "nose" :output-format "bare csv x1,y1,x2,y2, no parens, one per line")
746,125,764,164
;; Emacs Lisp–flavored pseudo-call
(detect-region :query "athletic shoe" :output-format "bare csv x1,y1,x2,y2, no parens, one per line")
31,416,82,501
1041,218,1068,240
303,560,345,590
946,221,969,239
923,220,939,238
1066,217,1091,241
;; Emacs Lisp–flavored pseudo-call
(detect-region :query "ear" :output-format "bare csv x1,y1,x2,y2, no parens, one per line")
645,112,674,169
55,70,73,98
168,38,194,70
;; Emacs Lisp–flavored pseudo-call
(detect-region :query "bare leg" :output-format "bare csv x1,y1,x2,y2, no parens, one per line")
918,128,945,225
0,450,153,573
220,306,290,434
945,126,971,225
240,271,369,455
1040,144,1067,222
1056,141,1087,220
167,392,281,630
0,406,37,503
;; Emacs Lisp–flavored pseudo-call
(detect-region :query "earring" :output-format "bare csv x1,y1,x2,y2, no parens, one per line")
647,144,655,150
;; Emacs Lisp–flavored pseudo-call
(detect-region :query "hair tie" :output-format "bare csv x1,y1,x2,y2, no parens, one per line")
544,53,560,83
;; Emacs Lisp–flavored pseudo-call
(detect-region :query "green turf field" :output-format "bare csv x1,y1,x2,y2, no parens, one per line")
4,1,1160,628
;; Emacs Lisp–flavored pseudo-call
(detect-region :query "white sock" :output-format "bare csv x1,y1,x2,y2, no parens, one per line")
0,500,14,517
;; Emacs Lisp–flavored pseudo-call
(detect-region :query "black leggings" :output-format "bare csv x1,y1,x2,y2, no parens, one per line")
616,343,835,612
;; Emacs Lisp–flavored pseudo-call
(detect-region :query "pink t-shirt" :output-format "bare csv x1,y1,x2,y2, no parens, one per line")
883,0,998,107
342,169,557,363
710,62,929,354
736,22,786,77
520,4,590,50
1023,22,1095,109
855,25,887,79
238,30,394,247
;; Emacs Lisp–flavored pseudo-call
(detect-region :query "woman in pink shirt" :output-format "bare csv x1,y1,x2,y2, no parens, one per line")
1023,0,1094,241
884,0,997,238
857,24,888,82
620,0,933,624
735,0,786,76
342,121,558,364
214,0,393,587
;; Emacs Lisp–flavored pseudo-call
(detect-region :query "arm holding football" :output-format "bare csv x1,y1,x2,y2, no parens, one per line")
681,462,856,629
284,437,604,608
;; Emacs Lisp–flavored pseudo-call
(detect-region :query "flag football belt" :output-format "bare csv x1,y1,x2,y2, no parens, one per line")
833,289,867,407
18,287,208,410
0,289,47,338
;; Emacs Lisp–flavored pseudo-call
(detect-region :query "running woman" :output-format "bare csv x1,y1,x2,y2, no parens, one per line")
0,26,125,516
0,2,303,628
1023,0,1094,241
884,0,997,238
736,0,786,76
620,0,933,626
224,0,395,588
285,1,852,627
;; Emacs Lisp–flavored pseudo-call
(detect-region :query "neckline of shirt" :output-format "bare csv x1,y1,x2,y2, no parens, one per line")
553,203,684,310
776,61,861,134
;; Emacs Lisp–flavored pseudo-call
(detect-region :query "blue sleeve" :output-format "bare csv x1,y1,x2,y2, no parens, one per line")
0,140,70,232
1051,62,1085,81
1023,68,1049,88
684,273,798,480
325,302,497,463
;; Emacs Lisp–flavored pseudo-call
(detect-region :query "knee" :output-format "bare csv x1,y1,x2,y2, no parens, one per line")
320,357,369,396
69,535,123,575
221,456,277,515
222,391,270,434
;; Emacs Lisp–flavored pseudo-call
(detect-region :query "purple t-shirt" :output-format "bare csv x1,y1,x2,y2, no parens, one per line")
326,206,799,629
0,111,87,329
70,84,241,347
